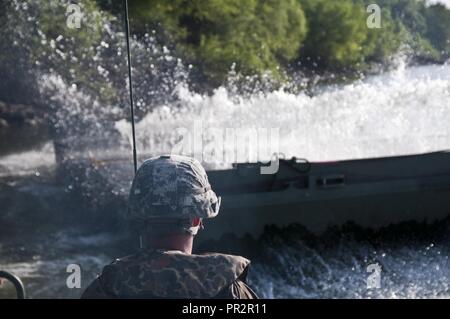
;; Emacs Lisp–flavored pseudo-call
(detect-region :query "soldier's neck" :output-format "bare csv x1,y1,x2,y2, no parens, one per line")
143,233,194,254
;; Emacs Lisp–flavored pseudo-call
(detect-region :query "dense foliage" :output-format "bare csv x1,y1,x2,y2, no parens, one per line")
0,0,121,106
125,0,308,84
1,0,449,103
122,0,450,79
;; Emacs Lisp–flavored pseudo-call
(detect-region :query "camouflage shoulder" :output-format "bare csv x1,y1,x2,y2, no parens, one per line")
197,252,251,278
80,255,138,299
148,251,252,298
92,250,253,298
80,250,254,298
215,279,259,299
80,276,113,299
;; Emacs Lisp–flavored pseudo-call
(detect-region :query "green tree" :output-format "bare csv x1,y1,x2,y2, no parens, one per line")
300,0,371,68
425,4,450,57
128,0,308,85
362,6,404,63
0,0,120,105
373,0,445,60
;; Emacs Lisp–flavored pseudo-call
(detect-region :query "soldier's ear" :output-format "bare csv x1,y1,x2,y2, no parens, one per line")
192,217,201,227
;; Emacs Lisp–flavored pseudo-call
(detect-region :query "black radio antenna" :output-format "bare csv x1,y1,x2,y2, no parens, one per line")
123,0,138,174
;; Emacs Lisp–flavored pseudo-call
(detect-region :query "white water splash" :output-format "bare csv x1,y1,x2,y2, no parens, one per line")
2,64,449,175
116,63,450,168
0,142,56,177
249,239,450,299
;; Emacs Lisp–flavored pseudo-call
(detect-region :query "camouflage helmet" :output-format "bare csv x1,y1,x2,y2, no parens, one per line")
127,155,221,235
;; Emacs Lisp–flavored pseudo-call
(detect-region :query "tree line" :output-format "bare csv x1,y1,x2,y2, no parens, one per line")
106,0,450,85
1,0,449,106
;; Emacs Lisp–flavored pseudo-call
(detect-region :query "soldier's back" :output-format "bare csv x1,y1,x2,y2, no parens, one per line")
81,249,258,299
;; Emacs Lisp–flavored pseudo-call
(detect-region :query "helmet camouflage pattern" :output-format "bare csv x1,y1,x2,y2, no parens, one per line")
127,155,221,234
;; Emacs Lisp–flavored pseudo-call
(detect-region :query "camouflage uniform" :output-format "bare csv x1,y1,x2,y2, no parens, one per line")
81,249,257,299
81,155,258,299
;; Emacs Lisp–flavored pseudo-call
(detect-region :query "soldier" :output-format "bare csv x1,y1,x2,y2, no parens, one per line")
81,155,258,299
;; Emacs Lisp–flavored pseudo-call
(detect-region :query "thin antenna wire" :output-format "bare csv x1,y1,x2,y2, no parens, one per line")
124,0,141,249
124,0,137,174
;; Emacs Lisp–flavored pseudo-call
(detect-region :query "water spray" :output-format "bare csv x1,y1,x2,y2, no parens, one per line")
123,0,138,174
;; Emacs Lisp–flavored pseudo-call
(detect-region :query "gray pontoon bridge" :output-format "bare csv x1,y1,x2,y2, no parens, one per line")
58,149,450,240
200,151,450,240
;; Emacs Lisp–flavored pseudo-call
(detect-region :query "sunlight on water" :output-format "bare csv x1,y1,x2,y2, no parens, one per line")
2,63,449,175
114,63,450,168
248,231,450,298
3,64,449,175
0,142,56,177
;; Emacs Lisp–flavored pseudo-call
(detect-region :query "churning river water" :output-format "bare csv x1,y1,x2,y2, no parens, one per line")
1,62,450,298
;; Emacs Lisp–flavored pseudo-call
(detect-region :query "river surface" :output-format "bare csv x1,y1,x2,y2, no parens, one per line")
1,63,450,298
